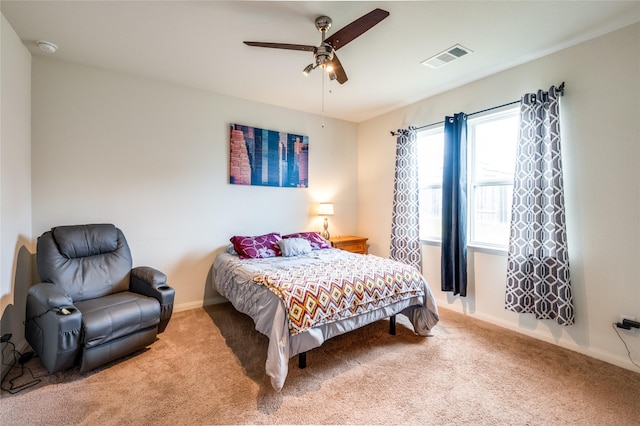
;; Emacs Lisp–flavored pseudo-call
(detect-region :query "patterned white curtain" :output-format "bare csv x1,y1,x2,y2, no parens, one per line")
390,127,421,271
505,85,574,325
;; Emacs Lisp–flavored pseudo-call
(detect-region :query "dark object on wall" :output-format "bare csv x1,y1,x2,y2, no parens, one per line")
230,123,309,188
25,224,175,374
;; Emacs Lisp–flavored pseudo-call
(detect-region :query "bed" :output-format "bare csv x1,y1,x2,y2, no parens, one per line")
212,232,439,391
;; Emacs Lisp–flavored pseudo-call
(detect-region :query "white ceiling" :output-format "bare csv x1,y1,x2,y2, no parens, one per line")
2,1,639,122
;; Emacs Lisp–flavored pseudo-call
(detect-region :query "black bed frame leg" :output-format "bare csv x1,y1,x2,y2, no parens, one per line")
298,352,306,369
389,315,396,335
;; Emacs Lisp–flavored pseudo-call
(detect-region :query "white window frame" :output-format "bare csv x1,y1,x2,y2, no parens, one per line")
467,107,519,251
417,126,445,242
417,106,519,254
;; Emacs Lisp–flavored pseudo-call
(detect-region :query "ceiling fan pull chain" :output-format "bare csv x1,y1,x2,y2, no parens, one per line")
322,72,325,113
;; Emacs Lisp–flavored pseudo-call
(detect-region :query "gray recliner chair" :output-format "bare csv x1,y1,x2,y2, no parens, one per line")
25,223,175,374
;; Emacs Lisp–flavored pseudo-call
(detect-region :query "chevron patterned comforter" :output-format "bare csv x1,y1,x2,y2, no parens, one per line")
213,248,439,391
253,255,427,335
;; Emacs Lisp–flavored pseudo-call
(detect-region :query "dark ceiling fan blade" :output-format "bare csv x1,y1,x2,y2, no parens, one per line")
330,54,348,84
243,41,316,52
325,8,389,51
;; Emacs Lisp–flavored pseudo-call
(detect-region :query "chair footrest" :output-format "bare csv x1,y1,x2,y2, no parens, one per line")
76,291,160,348
80,326,157,373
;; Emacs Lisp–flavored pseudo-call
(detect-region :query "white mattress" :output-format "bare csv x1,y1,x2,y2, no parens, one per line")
212,248,439,391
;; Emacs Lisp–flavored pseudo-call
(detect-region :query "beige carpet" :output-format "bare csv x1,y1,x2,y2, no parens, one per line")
2,303,639,425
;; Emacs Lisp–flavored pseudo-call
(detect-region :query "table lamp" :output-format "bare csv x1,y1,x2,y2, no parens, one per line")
318,202,334,239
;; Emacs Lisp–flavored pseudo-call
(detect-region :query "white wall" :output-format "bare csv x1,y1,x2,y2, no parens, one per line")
31,57,359,311
358,23,640,371
0,14,32,351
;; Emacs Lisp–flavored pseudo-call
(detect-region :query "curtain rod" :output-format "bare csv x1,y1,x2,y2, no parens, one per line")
390,82,565,136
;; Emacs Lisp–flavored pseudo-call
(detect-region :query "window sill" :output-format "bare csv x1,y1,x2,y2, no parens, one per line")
468,243,508,256
420,240,507,256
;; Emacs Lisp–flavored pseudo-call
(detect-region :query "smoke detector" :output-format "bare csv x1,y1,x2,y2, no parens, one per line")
421,44,472,69
36,40,58,53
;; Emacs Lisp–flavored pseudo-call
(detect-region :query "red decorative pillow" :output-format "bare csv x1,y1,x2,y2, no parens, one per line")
282,232,331,250
230,233,282,259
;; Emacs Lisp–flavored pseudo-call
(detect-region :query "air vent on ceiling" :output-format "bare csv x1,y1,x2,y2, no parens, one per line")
421,44,472,69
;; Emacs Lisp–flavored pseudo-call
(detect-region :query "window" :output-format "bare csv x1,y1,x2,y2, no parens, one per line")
417,127,444,241
468,109,519,247
417,107,519,248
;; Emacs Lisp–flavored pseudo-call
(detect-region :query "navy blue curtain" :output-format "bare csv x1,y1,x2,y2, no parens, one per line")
441,113,468,296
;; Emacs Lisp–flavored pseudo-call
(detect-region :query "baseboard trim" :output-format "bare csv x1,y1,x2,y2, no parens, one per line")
174,296,226,313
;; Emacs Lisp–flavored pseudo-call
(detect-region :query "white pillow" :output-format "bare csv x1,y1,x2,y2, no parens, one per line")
277,237,312,257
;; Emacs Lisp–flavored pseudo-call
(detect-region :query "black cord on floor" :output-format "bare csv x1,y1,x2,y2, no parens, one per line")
612,322,640,369
1,340,43,394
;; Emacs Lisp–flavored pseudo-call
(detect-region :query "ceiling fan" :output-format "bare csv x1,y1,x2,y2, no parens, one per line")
244,8,389,84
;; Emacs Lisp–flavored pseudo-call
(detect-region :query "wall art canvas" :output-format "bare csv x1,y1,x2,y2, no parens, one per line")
229,123,309,188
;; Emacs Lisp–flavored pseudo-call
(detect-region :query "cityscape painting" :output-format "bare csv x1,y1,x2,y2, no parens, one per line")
229,123,309,188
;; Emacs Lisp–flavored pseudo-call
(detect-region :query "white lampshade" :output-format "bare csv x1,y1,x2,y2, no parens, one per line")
318,203,334,216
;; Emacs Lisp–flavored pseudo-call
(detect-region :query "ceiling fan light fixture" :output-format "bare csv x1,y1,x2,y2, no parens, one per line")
243,8,389,86
302,63,315,76
316,55,327,68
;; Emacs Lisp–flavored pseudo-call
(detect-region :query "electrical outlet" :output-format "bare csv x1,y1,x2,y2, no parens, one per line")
620,315,635,323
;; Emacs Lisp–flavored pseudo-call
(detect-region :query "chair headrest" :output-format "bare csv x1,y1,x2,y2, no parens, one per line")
52,223,118,258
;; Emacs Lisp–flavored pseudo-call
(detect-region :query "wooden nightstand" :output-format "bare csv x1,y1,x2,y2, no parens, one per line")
329,236,368,254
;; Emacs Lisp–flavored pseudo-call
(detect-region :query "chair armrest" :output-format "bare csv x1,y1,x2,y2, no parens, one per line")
28,282,73,309
25,283,81,374
131,266,167,286
130,266,175,333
